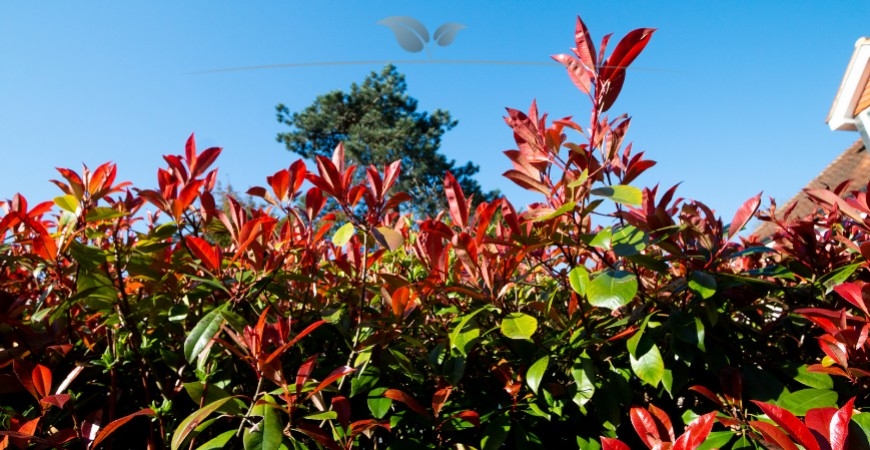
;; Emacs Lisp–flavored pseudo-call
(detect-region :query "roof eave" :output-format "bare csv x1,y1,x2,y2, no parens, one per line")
827,38,870,131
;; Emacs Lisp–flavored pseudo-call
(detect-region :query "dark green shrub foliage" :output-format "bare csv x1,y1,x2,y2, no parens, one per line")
1,16,869,450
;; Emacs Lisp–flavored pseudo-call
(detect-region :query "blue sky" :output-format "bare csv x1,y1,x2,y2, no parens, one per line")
1,2,868,223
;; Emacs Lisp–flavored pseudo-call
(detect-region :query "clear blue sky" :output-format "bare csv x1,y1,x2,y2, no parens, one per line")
1,2,868,222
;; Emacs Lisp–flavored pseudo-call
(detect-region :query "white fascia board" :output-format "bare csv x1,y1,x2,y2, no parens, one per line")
829,38,870,131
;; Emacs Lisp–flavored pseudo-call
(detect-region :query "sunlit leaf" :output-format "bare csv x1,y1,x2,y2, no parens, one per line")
183,307,225,364
526,355,549,394
587,270,637,310
332,222,356,246
500,312,538,340
590,185,642,206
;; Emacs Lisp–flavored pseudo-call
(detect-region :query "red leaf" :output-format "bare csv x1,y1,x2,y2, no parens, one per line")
630,406,664,448
384,389,430,418
332,396,351,429
265,321,325,366
572,16,596,70
752,401,820,450
444,171,469,229
673,411,716,450
602,27,656,80
89,408,154,450
449,410,480,428
750,420,800,450
192,147,222,179
432,386,452,418
833,283,870,316
331,142,346,174
601,437,631,450
648,404,675,442
552,54,592,96
728,193,762,240
40,394,71,410
267,169,291,202
184,133,197,169
305,366,355,400
185,236,221,273
172,180,204,221
830,398,855,450
382,160,402,195
295,354,317,398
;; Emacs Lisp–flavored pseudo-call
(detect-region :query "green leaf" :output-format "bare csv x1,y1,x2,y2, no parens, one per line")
500,312,538,340
195,430,236,450
481,414,510,450
532,201,575,222
791,364,833,390
53,195,78,213
86,206,127,222
526,355,549,394
696,431,735,450
183,382,245,415
777,388,838,415
219,309,249,335
571,354,596,407
184,307,226,364
303,411,337,421
566,169,589,188
367,387,392,419
587,270,637,310
588,227,612,249
332,222,356,246
171,397,238,450
243,402,283,450
627,332,664,387
671,312,706,352
611,225,647,257
449,305,493,356
568,266,589,296
689,271,717,299
590,185,643,206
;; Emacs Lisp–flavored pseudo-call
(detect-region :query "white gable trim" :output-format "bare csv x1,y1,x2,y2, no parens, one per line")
828,38,870,131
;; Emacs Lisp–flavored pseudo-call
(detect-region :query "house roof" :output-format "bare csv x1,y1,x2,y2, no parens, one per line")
754,139,869,238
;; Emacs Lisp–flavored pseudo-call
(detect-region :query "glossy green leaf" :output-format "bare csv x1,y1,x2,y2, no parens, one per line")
332,222,356,246
184,307,226,363
526,355,549,394
195,430,236,450
791,364,833,390
243,401,283,450
627,332,664,387
86,207,127,222
590,185,642,206
689,271,717,299
777,388,837,415
303,411,337,421
481,414,510,450
171,397,238,450
500,312,537,340
571,354,596,407
696,431,735,450
532,201,576,222
368,387,392,419
671,312,705,352
588,227,612,249
183,382,245,415
53,195,78,213
611,225,647,257
449,305,493,356
587,270,637,310
568,266,589,296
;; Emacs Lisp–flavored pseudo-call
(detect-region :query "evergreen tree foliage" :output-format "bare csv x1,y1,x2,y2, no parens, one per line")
276,64,496,217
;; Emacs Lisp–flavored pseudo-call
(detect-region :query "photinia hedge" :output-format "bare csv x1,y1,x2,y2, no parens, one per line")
2,15,870,450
